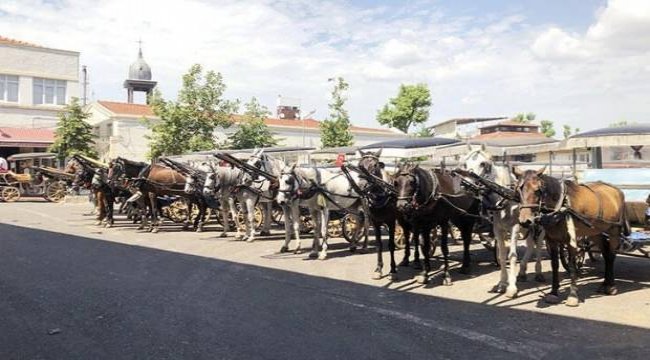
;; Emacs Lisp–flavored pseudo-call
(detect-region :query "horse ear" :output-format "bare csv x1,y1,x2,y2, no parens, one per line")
376,148,383,157
512,166,523,178
481,143,486,151
291,163,297,172
536,166,546,176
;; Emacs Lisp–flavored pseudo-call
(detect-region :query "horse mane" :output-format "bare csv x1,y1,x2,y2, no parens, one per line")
413,166,436,204
540,173,564,208
118,157,147,168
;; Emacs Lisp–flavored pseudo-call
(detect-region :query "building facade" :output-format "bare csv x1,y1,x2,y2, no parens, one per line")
0,35,80,158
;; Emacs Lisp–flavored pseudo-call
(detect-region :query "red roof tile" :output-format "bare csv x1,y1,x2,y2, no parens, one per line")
0,127,54,145
97,101,156,117
0,35,42,48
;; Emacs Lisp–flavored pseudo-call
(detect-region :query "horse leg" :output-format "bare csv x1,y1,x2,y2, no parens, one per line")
183,200,193,231
259,202,272,236
372,219,384,280
104,190,115,228
219,197,230,237
245,199,255,242
318,208,330,260
599,231,618,295
149,193,160,233
544,241,562,304
491,224,508,293
440,225,452,286
232,197,244,241
533,229,545,282
416,227,431,284
505,223,520,298
309,208,320,259
361,201,370,250
280,204,293,253
399,227,411,267
387,221,397,280
459,222,472,274
291,203,302,253
196,200,206,232
565,216,580,307
412,229,422,270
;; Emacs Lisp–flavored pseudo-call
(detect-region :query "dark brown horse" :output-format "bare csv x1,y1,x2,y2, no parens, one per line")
67,156,114,226
394,163,480,286
515,166,629,306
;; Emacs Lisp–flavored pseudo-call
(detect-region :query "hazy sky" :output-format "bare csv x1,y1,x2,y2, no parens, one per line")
2,0,648,134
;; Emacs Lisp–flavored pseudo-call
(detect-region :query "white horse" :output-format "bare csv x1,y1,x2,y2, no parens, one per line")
276,164,368,260
237,149,284,242
201,163,244,238
462,145,545,298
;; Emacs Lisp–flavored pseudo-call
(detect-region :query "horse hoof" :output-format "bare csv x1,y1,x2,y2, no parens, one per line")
260,230,271,236
505,287,518,299
219,232,228,238
534,274,546,283
318,252,328,261
490,284,506,294
415,274,428,285
516,274,527,282
294,247,302,255
196,227,203,233
280,246,289,253
235,236,244,241
443,277,453,286
152,228,160,234
308,252,318,259
246,237,255,243
389,273,398,281
372,271,382,280
544,294,561,304
458,266,471,275
566,296,579,307
398,260,409,267
599,284,618,295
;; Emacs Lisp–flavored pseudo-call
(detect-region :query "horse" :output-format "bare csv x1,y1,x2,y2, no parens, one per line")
356,149,412,280
394,162,480,286
461,146,545,298
276,163,368,260
236,149,284,242
68,155,114,227
202,163,244,238
515,166,629,306
108,157,149,219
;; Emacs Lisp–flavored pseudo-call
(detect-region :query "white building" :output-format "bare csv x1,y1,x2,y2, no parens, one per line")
86,48,406,161
0,35,80,158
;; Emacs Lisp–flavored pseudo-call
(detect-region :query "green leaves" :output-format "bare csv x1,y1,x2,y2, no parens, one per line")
146,64,237,159
376,83,431,134
513,112,536,123
227,97,280,149
540,120,556,138
50,97,97,161
320,77,354,148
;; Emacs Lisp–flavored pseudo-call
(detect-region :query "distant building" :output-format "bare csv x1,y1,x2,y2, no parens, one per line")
471,120,547,141
0,35,80,158
429,117,507,139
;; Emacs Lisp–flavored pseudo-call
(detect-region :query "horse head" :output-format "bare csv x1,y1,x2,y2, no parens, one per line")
513,166,547,227
277,164,299,205
462,144,492,176
358,148,383,177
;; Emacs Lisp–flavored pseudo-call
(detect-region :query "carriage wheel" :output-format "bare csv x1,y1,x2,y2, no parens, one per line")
167,200,189,223
1,186,21,202
342,214,360,243
190,206,212,223
299,214,314,234
272,206,284,226
394,225,405,249
327,219,343,238
559,243,586,272
45,181,67,203
236,204,264,231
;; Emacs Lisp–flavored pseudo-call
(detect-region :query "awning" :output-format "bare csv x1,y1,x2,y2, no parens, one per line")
360,137,459,158
0,127,54,148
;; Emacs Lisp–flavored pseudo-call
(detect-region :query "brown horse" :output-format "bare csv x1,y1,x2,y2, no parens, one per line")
66,157,112,225
515,166,629,307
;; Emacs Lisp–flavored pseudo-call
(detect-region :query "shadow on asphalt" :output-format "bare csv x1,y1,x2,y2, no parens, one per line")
1,223,649,359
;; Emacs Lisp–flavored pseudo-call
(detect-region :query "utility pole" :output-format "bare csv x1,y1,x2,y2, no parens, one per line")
82,65,88,106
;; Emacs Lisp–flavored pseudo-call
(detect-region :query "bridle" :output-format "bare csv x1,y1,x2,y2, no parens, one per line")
396,168,437,210
278,169,307,201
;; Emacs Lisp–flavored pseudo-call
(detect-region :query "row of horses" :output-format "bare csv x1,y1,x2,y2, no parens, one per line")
64,146,629,307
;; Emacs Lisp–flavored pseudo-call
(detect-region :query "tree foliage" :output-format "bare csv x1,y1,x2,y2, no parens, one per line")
50,97,97,161
145,64,237,158
376,83,432,134
320,77,354,148
513,112,536,123
540,120,556,138
562,124,572,139
227,97,280,149
413,124,433,138
609,120,635,128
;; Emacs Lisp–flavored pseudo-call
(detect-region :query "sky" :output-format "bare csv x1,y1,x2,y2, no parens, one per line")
1,0,649,135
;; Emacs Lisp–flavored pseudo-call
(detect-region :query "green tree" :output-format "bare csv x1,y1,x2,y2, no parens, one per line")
513,112,536,123
413,124,433,138
540,120,556,138
145,64,237,158
227,97,280,149
376,83,432,133
50,97,97,161
320,77,354,148
609,120,635,128
562,124,573,139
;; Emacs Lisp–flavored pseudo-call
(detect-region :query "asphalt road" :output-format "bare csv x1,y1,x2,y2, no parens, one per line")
1,221,649,359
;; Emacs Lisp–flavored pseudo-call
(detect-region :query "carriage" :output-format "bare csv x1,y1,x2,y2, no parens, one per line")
0,153,72,202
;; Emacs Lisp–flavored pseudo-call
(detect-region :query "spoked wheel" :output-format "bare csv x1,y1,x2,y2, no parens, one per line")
299,214,314,234
394,224,406,249
190,206,212,223
327,219,343,238
166,200,189,223
342,213,363,243
272,206,284,226
236,203,264,231
45,181,67,202
1,186,21,202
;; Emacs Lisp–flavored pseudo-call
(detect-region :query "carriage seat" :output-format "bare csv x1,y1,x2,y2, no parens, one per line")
3,172,32,183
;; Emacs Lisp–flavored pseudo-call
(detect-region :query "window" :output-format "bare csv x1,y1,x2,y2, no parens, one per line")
0,74,19,102
33,78,66,105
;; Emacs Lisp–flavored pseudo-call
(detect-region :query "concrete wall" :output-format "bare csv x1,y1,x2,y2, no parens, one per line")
0,43,80,128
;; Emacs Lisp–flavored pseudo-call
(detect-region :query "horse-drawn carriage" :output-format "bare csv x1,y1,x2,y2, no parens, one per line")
0,153,72,202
